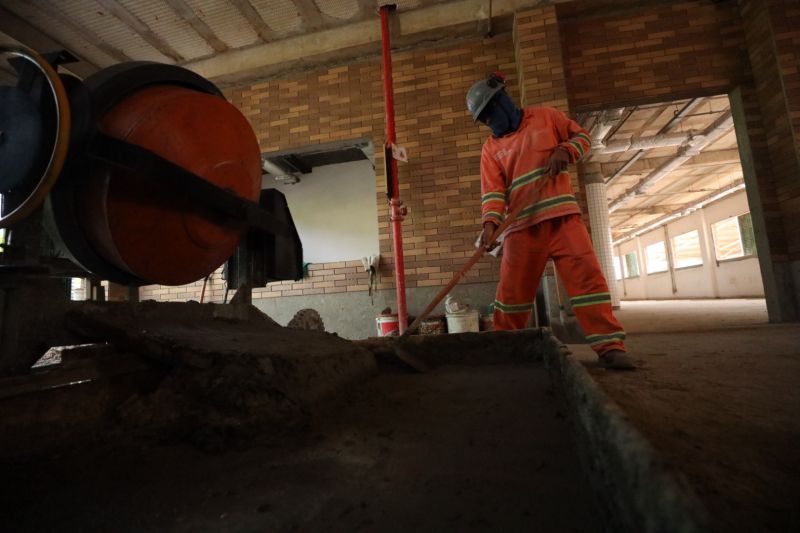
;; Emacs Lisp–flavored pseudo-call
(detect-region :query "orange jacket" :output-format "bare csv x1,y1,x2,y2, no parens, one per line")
480,107,591,234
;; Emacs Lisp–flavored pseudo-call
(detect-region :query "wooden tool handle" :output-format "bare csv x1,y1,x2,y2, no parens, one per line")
402,199,528,337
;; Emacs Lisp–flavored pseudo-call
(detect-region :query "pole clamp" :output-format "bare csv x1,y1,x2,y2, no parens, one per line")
389,198,406,221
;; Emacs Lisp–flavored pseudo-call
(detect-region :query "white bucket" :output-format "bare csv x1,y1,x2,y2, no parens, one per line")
446,309,480,333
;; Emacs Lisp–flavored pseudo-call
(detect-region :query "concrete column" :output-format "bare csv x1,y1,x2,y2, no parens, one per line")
663,224,678,296
582,163,620,308
730,87,798,321
635,236,647,300
615,245,627,299
698,208,720,298
736,0,800,321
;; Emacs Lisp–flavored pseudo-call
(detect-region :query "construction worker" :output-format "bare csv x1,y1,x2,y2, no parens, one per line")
466,73,634,370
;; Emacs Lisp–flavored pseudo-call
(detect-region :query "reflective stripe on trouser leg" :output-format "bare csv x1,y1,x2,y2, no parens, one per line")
493,224,551,330
550,215,626,355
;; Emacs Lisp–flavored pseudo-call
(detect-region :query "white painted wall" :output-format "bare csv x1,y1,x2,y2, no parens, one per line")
613,191,764,300
617,239,647,299
667,212,712,298
263,160,380,263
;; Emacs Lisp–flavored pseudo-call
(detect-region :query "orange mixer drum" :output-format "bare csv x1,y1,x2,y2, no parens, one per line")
78,84,261,286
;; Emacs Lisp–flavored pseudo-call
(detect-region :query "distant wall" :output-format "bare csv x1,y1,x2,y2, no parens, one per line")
614,191,764,300
263,160,379,264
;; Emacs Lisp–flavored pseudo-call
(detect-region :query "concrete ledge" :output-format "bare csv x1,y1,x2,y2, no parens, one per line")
542,334,709,533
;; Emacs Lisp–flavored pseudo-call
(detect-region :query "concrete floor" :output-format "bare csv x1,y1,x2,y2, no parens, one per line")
1,298,787,532
615,298,768,333
572,297,800,532
0,364,602,532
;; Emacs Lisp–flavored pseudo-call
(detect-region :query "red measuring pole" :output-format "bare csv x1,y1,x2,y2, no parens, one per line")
380,4,408,334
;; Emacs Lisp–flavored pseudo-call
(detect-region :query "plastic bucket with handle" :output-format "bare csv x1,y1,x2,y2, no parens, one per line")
446,309,480,333
375,314,399,336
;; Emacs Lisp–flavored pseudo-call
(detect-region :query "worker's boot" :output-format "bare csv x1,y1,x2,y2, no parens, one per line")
598,349,636,370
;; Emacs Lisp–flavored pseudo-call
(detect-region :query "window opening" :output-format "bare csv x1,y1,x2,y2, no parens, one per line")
672,230,703,268
612,255,622,281
623,251,640,278
712,213,756,261
645,241,668,274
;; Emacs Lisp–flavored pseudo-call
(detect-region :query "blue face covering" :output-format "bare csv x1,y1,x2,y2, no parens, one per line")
481,91,522,137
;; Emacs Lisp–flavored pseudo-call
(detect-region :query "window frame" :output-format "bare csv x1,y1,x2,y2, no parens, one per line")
671,229,704,270
711,212,757,264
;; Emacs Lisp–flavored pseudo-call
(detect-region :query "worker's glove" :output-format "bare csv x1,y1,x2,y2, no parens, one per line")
545,146,571,177
480,221,500,251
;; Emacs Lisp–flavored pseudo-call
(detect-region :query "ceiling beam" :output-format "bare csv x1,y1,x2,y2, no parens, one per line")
94,0,184,62
163,0,229,53
0,6,99,78
294,0,326,31
612,181,746,244
184,0,544,83
229,0,278,43
28,0,131,63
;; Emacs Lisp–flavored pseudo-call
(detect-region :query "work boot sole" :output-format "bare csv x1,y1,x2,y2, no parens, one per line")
598,351,636,371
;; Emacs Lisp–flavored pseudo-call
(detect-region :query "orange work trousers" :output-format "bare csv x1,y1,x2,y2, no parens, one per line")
493,214,626,355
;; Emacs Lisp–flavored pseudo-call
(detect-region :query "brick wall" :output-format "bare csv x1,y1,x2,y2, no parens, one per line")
768,0,800,155
773,0,800,257
514,6,588,226
740,0,800,257
738,0,795,260
141,36,515,302
560,0,749,111
514,6,570,111
140,0,800,316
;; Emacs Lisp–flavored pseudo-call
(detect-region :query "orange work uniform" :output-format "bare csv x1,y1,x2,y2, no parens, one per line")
480,107,626,355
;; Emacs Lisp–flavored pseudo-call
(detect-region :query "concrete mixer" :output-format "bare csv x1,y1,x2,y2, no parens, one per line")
0,45,302,373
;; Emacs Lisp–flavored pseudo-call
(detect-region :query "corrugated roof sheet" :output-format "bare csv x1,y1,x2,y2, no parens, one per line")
317,0,359,20
118,0,214,61
3,0,118,67
250,0,303,36
183,0,260,49
58,0,171,62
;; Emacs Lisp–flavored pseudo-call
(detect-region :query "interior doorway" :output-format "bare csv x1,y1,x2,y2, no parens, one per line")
578,94,767,330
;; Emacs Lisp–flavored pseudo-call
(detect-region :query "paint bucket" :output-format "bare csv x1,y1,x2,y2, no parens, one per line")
446,309,480,333
375,314,399,336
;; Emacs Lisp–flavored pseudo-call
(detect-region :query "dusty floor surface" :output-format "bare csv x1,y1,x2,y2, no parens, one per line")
613,298,768,333
0,364,602,532
574,299,799,533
